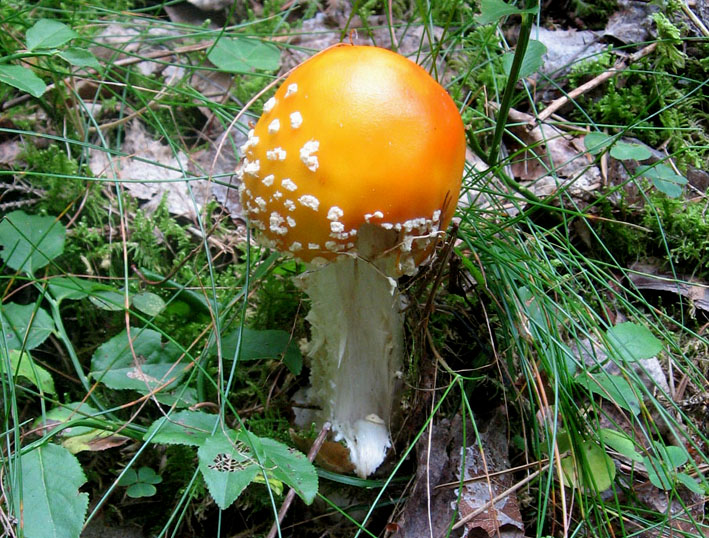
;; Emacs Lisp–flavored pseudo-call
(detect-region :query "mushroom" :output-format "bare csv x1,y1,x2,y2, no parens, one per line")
237,45,466,477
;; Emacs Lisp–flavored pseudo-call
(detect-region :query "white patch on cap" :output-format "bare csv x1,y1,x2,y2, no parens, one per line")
239,130,259,154
268,119,280,134
281,178,297,191
286,216,296,227
269,212,288,235
308,243,320,250
298,195,320,211
330,222,345,234
290,111,303,129
299,140,319,172
289,241,302,252
432,209,441,222
254,197,267,210
284,199,296,211
327,206,344,221
244,159,260,175
381,223,394,230
285,83,298,98
273,191,283,200
262,174,275,187
266,147,287,161
325,241,340,251
263,97,276,113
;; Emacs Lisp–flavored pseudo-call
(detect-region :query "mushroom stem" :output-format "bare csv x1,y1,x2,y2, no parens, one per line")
297,255,404,478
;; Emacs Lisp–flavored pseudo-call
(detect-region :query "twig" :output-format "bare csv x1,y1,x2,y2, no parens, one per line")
534,43,657,125
681,0,709,36
265,422,331,538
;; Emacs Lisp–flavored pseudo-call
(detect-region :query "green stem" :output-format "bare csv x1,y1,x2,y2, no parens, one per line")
487,7,534,164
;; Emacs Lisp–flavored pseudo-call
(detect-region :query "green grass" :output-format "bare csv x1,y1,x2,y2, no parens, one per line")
1,1,708,537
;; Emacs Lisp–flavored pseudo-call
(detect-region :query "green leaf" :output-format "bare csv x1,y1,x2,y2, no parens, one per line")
644,455,674,490
560,439,616,493
609,141,652,161
654,441,687,469
0,302,54,350
214,327,302,375
576,371,640,415
477,0,538,25
208,37,281,73
606,322,663,363
57,48,100,69
16,444,88,538
48,276,98,302
138,466,162,485
637,163,688,198
198,430,262,510
126,482,157,498
258,435,318,504
26,19,77,50
584,132,614,155
145,410,220,446
36,402,101,437
0,211,65,274
0,211,66,274
676,472,704,494
132,291,166,316
117,469,138,486
502,39,547,79
89,328,189,392
88,289,125,311
1,349,56,395
599,428,643,463
198,429,317,509
0,64,47,98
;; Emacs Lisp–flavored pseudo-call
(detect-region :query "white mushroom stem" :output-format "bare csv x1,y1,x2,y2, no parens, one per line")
297,252,404,478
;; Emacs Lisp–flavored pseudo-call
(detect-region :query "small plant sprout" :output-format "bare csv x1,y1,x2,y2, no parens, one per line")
238,45,466,477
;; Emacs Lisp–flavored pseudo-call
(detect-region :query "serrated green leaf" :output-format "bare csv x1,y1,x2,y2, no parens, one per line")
637,163,688,198
145,410,220,446
609,141,652,161
477,0,538,25
576,371,640,415
1,349,56,395
89,328,189,392
16,444,88,538
0,302,54,350
258,436,318,504
0,211,65,273
132,291,166,316
502,39,547,79
213,327,302,375
0,64,47,97
606,322,663,363
208,37,281,73
26,19,77,50
57,47,100,69
560,439,616,493
599,428,643,463
198,430,261,510
584,132,614,155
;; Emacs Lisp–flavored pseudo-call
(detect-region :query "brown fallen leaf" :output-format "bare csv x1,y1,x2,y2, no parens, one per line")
395,410,525,538
628,262,709,313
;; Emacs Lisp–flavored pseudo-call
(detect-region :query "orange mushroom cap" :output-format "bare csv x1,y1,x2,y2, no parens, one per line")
238,45,466,271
